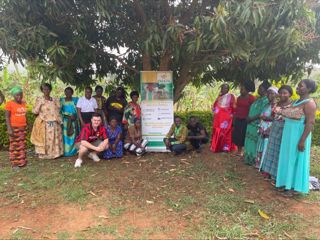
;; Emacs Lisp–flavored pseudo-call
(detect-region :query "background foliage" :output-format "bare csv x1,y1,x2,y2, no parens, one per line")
1,0,320,101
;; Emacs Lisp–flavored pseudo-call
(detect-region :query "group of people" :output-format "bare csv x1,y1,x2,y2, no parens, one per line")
3,78,318,195
210,79,317,195
4,84,149,168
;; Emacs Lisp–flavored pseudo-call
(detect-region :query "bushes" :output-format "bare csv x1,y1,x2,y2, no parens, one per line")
0,107,36,149
0,109,319,149
177,110,320,146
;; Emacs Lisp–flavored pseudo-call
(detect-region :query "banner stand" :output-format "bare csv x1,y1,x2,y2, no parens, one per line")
140,71,174,152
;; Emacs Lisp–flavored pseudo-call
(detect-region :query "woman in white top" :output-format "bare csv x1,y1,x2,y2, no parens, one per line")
77,86,98,127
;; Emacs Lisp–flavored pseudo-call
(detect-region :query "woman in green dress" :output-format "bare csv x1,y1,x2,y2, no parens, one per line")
60,87,79,156
244,81,271,165
276,79,317,195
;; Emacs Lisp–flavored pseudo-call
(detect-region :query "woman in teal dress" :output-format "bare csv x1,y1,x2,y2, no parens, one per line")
276,79,317,195
60,87,79,156
244,81,271,165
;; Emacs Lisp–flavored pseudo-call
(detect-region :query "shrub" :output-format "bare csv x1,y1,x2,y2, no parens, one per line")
0,107,36,150
0,108,319,149
177,110,320,146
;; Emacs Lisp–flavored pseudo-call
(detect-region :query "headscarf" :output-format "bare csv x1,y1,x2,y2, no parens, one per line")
10,86,23,96
267,86,278,94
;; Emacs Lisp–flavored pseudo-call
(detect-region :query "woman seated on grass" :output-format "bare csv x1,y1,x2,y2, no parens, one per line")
164,116,188,155
102,117,123,159
5,86,27,168
124,118,148,156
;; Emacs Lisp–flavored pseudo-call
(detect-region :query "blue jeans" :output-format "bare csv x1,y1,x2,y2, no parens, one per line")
163,138,187,155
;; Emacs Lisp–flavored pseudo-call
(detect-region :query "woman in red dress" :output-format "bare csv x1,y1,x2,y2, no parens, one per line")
210,84,236,152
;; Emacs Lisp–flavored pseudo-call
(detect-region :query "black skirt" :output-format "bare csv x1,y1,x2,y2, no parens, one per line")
232,118,247,147
81,112,94,124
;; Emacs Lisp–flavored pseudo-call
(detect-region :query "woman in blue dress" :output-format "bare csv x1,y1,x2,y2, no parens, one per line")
60,87,79,156
276,79,317,196
102,117,123,159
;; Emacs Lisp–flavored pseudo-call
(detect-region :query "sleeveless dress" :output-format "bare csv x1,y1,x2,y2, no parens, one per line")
276,99,311,193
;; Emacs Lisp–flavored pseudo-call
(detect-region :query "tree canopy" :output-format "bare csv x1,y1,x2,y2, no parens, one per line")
0,0,319,101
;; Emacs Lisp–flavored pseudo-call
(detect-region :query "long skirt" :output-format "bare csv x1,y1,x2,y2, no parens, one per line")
276,118,311,193
102,140,123,159
210,108,233,152
260,120,285,179
62,118,78,156
244,120,260,165
9,127,27,167
232,118,247,147
37,121,63,159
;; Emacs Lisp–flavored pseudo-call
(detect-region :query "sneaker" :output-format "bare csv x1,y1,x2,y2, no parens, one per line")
88,152,100,162
74,159,83,168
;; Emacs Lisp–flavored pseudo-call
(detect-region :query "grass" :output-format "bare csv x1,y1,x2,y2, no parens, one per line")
0,148,319,239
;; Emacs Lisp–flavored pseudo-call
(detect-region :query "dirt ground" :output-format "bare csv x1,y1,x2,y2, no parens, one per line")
0,148,319,239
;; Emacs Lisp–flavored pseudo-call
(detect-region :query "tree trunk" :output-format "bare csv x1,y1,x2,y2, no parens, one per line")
174,63,193,102
142,53,152,70
159,51,171,71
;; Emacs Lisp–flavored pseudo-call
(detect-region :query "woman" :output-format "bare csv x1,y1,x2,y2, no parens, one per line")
31,83,63,159
102,117,123,159
5,86,27,168
232,81,256,156
60,87,79,157
244,81,271,165
93,85,107,124
210,84,236,153
105,87,127,123
276,79,317,195
124,118,148,156
255,86,278,169
260,85,293,180
122,91,141,128
77,86,98,127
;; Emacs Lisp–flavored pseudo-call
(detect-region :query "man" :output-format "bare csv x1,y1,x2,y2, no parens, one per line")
163,116,188,155
76,86,98,127
74,113,109,168
187,116,209,153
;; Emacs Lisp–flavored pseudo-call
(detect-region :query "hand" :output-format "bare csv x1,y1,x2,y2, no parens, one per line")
7,127,14,136
123,124,128,130
111,144,116,153
95,144,106,152
298,140,305,152
70,115,76,121
165,139,170,146
260,115,267,121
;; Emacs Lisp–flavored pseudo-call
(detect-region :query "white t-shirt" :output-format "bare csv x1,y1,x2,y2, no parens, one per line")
76,96,98,112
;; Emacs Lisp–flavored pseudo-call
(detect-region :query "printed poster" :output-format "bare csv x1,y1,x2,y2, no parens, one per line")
140,71,174,152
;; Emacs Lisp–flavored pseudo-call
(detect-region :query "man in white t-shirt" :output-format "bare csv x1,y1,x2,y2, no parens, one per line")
77,86,98,127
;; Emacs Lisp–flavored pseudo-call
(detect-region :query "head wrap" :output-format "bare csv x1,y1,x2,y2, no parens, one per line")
10,86,23,96
267,86,278,94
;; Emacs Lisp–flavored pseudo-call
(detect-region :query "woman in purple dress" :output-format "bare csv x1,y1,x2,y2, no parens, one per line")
102,117,123,159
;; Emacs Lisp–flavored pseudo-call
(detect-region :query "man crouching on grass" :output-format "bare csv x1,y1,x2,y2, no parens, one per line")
74,113,109,168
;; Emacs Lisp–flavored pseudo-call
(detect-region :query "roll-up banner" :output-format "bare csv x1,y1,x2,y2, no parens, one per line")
140,71,174,152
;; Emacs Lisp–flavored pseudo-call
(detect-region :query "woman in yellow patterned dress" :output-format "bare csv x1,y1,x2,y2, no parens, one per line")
31,83,63,159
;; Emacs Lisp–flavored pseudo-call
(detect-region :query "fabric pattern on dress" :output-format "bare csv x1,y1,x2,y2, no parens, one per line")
32,96,63,159
60,97,79,156
102,125,123,159
244,96,269,165
210,93,235,152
